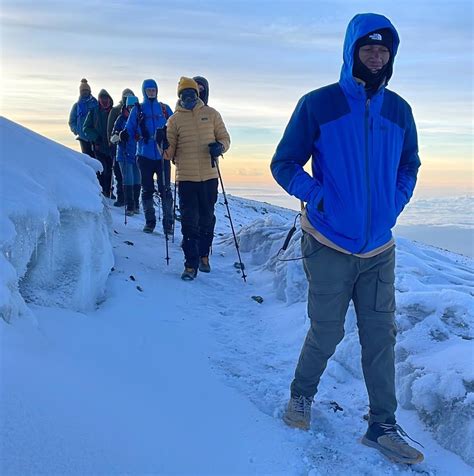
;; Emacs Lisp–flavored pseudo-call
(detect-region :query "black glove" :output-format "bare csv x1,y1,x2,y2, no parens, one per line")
155,126,169,150
119,129,129,143
208,142,224,159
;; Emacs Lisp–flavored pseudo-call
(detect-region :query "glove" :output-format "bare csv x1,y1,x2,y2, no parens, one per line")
208,142,224,159
155,126,169,150
119,129,129,143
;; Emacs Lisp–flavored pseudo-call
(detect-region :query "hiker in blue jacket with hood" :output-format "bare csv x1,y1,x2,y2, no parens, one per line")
121,79,173,234
272,13,423,465
68,78,98,158
111,95,141,216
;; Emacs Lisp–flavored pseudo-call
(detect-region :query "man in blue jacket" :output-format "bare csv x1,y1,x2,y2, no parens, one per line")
271,14,422,465
121,79,173,234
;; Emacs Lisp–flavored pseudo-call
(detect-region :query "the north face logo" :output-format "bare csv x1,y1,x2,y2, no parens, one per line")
369,33,382,41
201,117,209,121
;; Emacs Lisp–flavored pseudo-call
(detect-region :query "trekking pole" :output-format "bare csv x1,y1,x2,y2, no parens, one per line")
172,166,178,244
124,162,127,225
211,154,247,282
156,138,170,266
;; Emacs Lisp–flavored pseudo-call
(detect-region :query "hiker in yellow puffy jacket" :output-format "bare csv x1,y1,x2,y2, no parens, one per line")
165,77,230,281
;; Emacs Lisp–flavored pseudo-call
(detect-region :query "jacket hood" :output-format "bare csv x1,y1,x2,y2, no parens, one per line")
142,79,158,100
193,76,209,105
98,89,113,106
340,13,400,92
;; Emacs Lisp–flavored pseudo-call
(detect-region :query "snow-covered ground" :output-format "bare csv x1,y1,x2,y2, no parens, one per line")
1,120,473,475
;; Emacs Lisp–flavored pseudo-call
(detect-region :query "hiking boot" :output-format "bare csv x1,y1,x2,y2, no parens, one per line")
362,422,424,465
282,395,313,431
113,198,124,207
181,267,197,281
125,209,134,217
143,222,155,234
199,256,211,273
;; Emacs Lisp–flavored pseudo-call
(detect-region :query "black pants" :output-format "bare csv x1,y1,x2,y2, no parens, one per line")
179,179,218,269
94,151,113,197
137,156,172,229
78,139,94,158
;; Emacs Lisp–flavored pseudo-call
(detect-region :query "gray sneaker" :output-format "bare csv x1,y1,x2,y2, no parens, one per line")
282,395,313,430
362,422,424,465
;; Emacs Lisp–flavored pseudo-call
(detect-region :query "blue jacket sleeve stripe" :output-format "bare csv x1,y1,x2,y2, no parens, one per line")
397,108,421,204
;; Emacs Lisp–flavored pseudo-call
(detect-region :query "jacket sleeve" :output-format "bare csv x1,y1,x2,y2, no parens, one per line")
165,116,177,160
68,104,77,135
83,109,99,143
213,111,230,153
107,108,119,143
396,108,421,214
270,94,322,204
166,104,173,117
125,106,138,138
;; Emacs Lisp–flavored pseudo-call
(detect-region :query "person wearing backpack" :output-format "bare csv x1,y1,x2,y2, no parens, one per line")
165,77,230,281
107,88,136,207
111,96,141,216
68,78,98,158
120,79,173,234
83,89,114,197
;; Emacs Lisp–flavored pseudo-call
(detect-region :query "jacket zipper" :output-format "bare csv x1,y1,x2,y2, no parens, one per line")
357,98,371,253
151,101,157,160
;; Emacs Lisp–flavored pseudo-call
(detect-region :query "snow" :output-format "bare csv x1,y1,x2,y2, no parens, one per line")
0,117,113,321
1,119,473,474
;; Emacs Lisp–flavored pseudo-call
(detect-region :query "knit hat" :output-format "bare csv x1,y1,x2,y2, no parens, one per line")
79,78,91,93
177,77,199,96
355,28,394,56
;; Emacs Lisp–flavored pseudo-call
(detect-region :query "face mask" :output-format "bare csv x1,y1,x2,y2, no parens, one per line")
180,89,198,110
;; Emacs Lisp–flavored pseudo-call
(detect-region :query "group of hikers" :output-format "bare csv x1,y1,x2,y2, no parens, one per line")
69,12,425,466
69,75,230,281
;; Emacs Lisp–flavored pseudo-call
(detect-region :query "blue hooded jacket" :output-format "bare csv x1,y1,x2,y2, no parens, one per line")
125,79,173,161
271,13,421,254
68,94,98,141
112,112,137,163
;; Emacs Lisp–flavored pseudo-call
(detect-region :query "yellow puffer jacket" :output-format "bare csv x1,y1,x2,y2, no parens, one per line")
166,99,231,182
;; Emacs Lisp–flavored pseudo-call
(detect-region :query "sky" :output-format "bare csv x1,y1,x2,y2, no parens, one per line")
1,0,472,209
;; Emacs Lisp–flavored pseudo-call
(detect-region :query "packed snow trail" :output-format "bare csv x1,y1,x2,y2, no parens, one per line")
2,196,472,475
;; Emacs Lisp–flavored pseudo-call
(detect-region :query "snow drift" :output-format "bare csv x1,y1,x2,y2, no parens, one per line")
0,117,113,321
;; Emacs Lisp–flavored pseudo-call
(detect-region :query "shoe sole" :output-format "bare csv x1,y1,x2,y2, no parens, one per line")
198,267,211,273
181,275,195,281
282,414,310,431
361,436,424,465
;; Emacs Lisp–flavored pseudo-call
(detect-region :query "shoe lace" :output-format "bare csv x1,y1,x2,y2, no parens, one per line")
292,395,313,415
379,423,424,448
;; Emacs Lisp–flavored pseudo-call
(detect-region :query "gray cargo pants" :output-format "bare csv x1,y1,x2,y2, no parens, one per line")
291,232,397,425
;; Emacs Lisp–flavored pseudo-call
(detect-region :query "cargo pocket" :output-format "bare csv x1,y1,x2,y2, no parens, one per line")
375,267,396,313
308,280,349,322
